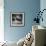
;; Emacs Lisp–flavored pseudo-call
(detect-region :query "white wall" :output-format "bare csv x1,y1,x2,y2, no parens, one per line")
0,0,4,42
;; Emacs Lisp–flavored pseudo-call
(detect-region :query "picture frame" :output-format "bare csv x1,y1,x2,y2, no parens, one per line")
10,12,25,27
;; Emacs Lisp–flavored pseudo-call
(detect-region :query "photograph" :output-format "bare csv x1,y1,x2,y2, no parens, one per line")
11,12,24,27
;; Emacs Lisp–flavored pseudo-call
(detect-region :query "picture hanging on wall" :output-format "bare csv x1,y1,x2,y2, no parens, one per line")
10,12,25,27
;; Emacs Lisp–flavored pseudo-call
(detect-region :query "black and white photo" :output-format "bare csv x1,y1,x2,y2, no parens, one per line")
11,12,24,27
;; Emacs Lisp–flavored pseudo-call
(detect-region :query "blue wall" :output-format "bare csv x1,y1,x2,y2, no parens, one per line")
4,0,40,42
40,0,46,27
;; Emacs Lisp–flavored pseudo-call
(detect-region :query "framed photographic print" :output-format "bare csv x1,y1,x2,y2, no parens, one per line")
10,12,24,27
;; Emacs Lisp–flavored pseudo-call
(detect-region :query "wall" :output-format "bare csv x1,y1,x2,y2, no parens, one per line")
0,0,4,42
40,0,46,27
4,0,40,42
40,0,46,45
